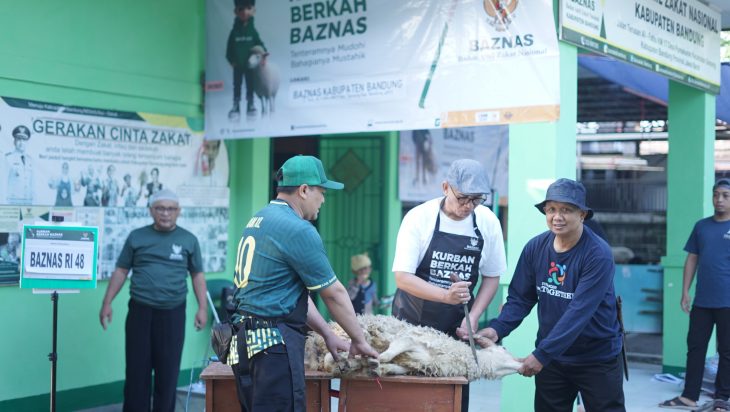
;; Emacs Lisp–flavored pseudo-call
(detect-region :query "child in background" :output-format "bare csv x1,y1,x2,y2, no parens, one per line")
226,0,265,117
347,253,379,315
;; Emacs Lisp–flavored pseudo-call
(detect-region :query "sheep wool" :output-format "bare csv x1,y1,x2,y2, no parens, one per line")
247,45,280,115
304,314,522,382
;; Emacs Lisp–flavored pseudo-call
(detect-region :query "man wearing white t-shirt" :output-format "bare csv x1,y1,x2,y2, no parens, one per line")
391,159,507,412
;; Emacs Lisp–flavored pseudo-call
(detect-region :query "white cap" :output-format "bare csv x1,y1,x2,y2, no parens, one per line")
150,189,179,205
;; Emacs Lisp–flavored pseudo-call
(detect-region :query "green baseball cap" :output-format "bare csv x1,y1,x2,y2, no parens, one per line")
278,155,344,190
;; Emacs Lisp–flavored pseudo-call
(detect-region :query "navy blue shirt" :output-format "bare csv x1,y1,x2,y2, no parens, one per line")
490,226,622,366
685,217,730,308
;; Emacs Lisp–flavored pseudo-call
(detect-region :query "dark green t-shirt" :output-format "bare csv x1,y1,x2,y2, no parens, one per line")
225,17,265,67
232,200,337,321
117,225,203,309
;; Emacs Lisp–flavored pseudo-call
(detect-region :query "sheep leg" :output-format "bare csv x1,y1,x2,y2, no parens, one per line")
374,363,410,376
363,353,411,376
259,96,267,115
378,336,417,363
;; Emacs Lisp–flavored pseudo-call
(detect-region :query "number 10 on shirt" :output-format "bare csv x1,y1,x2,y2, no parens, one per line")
234,236,256,289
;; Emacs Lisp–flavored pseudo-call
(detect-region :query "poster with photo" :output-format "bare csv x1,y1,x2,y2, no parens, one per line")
0,97,232,284
100,207,229,280
0,231,21,285
399,125,508,203
0,97,230,208
205,0,560,138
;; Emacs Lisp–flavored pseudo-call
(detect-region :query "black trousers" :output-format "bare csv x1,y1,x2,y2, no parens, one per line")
534,356,625,412
123,299,186,412
682,306,730,401
233,66,255,106
232,327,295,412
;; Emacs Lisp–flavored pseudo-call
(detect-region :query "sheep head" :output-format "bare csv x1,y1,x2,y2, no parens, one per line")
247,45,266,69
475,345,522,379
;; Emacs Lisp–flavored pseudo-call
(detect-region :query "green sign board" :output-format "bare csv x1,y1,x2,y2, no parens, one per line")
559,0,721,94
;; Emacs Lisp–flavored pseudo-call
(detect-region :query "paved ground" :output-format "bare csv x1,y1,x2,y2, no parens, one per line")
81,363,708,412
82,333,715,412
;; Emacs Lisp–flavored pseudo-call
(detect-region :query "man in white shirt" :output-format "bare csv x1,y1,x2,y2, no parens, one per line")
5,125,33,205
391,158,507,412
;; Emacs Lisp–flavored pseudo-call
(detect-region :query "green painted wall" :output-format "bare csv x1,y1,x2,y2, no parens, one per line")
0,0,212,409
661,82,716,373
0,1,204,117
499,40,578,411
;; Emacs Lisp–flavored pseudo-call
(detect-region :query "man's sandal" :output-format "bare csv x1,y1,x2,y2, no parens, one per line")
712,399,730,412
658,396,698,410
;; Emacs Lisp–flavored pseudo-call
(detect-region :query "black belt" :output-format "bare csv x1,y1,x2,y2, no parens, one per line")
236,311,279,331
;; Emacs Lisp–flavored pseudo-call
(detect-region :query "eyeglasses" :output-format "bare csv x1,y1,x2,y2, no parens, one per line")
449,186,486,207
543,206,579,216
153,206,179,214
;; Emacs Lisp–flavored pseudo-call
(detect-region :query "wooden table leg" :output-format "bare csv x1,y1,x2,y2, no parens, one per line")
205,381,214,412
453,383,462,412
320,379,330,412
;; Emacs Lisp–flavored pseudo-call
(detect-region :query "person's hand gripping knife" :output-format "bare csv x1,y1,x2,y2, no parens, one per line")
448,273,479,365
473,326,544,378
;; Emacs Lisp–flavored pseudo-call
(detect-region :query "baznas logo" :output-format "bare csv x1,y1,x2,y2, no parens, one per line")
483,0,519,31
547,261,567,286
169,244,183,260
465,236,481,251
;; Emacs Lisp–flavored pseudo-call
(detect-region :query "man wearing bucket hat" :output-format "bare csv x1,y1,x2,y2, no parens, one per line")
391,158,507,412
4,125,33,205
99,189,208,412
478,178,625,412
659,178,730,411
229,155,378,411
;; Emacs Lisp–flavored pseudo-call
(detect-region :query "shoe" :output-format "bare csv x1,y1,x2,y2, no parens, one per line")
246,103,257,114
228,103,240,118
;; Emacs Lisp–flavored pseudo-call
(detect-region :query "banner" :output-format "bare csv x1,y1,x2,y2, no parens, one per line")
0,97,232,284
399,126,508,203
559,0,721,94
205,0,560,139
0,97,230,207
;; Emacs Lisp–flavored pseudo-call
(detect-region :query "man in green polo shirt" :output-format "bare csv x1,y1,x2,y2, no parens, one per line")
99,189,208,412
230,155,378,412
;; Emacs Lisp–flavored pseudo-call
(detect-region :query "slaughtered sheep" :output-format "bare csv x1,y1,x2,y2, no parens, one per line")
304,315,522,381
